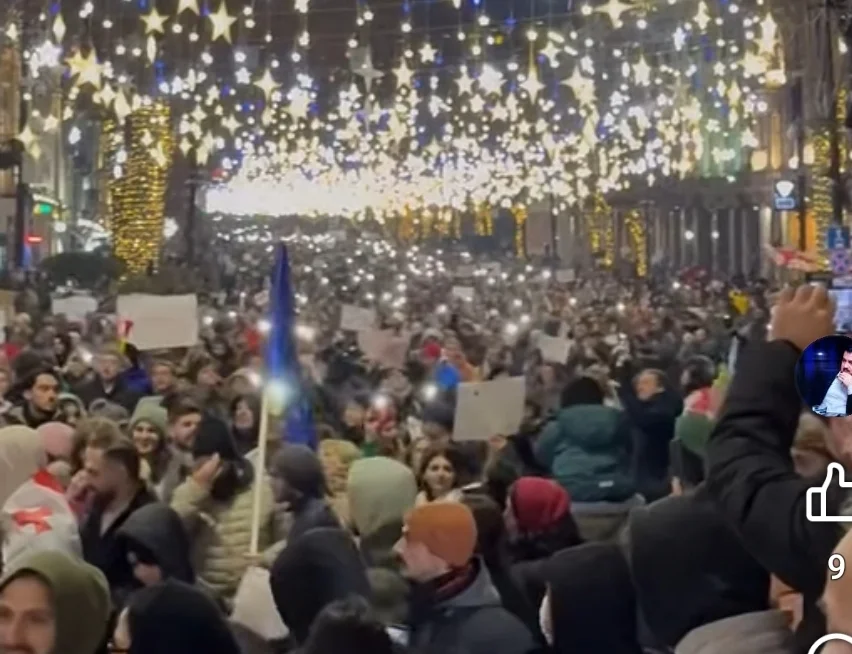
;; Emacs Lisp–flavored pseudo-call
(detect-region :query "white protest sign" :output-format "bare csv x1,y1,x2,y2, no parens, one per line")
556,269,576,283
538,334,573,364
452,286,475,301
456,265,476,278
117,293,199,350
340,304,376,332
231,566,289,641
454,377,526,441
52,295,97,322
358,329,409,369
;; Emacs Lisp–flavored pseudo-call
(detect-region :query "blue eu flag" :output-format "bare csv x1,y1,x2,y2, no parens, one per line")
265,244,316,448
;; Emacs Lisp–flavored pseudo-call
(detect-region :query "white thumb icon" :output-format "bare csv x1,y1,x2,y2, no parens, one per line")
809,633,852,654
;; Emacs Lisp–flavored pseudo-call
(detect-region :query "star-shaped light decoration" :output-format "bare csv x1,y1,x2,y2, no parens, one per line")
287,87,311,120
179,137,193,156
209,2,237,43
254,69,280,101
142,7,168,35
353,50,383,87
520,64,544,99
52,14,66,42
177,0,201,15
419,42,437,63
478,64,504,95
15,124,36,152
222,114,240,133
74,50,103,89
596,0,635,27
561,67,595,106
394,60,414,89
65,50,87,77
633,55,651,86
100,84,117,107
469,95,485,114
540,41,560,66
42,115,59,132
456,68,475,95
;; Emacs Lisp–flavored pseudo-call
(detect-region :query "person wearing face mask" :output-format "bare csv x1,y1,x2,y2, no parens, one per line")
170,414,284,605
116,503,195,589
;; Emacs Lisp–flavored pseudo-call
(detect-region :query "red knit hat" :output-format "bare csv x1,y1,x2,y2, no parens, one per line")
403,502,477,568
510,477,570,533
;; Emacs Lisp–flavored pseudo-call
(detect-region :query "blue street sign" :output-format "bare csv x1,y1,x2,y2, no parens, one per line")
773,179,798,211
827,225,851,250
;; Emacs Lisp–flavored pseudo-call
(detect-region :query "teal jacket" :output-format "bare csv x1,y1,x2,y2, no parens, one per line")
535,404,637,503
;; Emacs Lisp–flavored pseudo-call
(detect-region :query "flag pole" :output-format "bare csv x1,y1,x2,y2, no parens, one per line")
249,388,270,556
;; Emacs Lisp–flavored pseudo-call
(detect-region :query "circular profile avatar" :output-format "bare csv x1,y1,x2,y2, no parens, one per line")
796,335,852,418
809,633,852,653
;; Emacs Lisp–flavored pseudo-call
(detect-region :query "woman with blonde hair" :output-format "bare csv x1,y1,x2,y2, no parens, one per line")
318,437,362,526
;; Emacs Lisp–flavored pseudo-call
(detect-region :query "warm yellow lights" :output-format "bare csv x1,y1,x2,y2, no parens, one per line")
107,103,174,274
141,8,168,35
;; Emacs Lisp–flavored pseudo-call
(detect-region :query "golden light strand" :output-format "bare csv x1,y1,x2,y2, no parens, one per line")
109,102,173,274
811,129,832,266
512,205,527,257
624,209,647,277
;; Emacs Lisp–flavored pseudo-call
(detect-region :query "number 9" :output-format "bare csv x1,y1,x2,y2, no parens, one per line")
829,554,846,580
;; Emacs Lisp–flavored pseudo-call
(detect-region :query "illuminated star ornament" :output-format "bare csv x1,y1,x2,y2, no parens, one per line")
176,0,200,15
73,50,103,89
254,69,280,100
596,0,635,26
209,1,237,43
419,42,437,63
141,7,168,34
394,60,414,89
520,65,544,99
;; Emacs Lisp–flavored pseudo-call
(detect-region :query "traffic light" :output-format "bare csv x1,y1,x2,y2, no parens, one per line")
33,202,54,216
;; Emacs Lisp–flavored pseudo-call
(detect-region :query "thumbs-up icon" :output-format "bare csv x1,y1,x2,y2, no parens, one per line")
807,463,852,523
808,633,852,653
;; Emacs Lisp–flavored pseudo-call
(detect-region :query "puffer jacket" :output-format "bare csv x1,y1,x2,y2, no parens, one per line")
170,475,282,603
536,404,636,503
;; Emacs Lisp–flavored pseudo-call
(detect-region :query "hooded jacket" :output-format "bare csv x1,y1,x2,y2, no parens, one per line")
126,579,241,654
271,444,340,542
536,404,636,502
270,527,371,644
544,543,643,654
116,502,194,583
408,559,538,654
0,425,46,506
0,550,111,654
347,457,418,569
626,489,770,648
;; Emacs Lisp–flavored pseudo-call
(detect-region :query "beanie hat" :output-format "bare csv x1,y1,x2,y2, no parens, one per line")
36,422,75,461
510,477,571,533
421,402,455,432
192,414,239,461
403,502,477,568
129,397,168,436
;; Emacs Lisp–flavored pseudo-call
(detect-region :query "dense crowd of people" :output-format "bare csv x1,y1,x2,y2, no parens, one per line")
0,232,847,654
